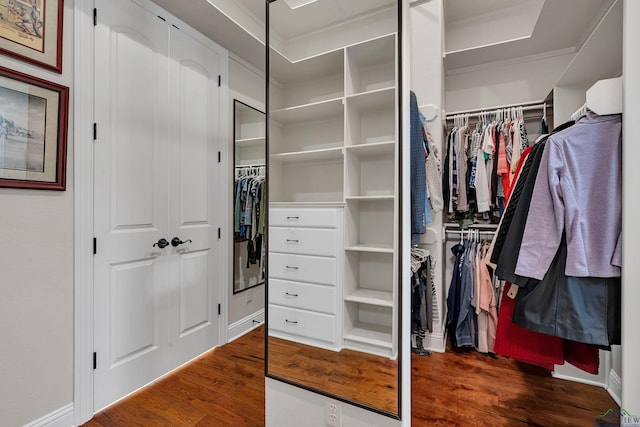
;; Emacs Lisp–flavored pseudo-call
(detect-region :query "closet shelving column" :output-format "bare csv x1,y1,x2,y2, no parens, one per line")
235,103,265,166
268,49,345,203
342,34,398,359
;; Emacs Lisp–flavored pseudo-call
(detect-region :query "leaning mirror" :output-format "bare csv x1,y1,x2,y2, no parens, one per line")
233,100,266,294
266,0,401,418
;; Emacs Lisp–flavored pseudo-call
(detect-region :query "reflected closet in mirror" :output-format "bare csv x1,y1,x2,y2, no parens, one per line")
266,0,403,418
234,100,266,294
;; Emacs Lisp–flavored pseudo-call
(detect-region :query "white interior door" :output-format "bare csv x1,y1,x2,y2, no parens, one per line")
94,0,221,411
166,26,220,367
93,0,170,411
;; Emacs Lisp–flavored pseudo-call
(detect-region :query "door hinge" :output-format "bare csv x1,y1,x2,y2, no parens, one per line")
93,8,97,26
217,304,221,316
93,352,97,370
93,238,97,255
218,151,221,163
93,123,97,141
218,228,221,239
218,75,221,87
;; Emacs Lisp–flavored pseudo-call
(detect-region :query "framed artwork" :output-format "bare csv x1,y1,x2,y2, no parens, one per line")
0,65,68,190
0,0,63,73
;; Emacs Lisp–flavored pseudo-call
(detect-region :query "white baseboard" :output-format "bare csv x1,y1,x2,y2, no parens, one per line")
227,309,265,343
607,369,622,406
24,403,74,427
551,371,606,388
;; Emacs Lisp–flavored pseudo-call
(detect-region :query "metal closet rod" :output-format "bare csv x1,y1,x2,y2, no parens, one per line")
235,163,266,168
445,102,548,120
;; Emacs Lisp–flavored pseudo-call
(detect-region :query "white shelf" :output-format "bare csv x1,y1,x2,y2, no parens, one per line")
344,289,393,307
346,87,396,110
235,137,265,147
345,195,395,201
343,323,393,349
345,140,395,155
270,147,343,164
270,97,343,125
345,244,394,254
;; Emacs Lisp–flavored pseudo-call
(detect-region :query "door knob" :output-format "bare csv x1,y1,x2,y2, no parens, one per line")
153,238,170,249
171,237,193,247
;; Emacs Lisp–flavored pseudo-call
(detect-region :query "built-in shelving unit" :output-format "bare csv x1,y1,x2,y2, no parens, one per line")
269,29,399,358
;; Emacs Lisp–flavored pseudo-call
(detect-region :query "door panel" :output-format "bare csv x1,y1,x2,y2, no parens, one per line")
94,0,170,411
178,250,211,336
111,260,158,364
167,26,220,367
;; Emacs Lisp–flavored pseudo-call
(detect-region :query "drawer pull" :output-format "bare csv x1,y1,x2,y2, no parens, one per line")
286,239,299,243
285,266,299,270
285,292,299,297
285,319,298,324
286,216,300,220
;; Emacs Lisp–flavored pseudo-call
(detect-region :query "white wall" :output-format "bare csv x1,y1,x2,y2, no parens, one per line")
266,379,402,427
227,56,266,338
445,51,575,112
0,1,75,426
622,0,640,417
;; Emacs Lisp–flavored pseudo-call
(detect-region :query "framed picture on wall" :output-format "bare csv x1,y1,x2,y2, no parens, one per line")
0,65,69,190
0,0,63,73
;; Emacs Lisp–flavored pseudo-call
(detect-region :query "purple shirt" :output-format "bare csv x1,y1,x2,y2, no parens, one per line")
515,112,622,280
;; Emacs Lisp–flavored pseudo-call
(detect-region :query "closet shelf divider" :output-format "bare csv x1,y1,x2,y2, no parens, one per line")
344,289,393,307
270,147,344,164
345,244,394,254
270,97,344,124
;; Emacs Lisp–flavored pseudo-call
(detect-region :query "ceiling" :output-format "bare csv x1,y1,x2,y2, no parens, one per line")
150,0,616,75
444,0,615,71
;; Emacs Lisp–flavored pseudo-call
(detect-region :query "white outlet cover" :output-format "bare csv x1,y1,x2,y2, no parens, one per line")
325,401,342,427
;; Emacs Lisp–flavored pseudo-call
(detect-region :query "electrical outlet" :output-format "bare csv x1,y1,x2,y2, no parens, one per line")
325,401,341,427
246,290,253,303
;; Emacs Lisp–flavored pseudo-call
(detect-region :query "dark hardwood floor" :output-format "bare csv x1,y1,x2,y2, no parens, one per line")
84,326,618,426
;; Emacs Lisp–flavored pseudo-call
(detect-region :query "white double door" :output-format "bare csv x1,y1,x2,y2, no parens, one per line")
93,0,222,410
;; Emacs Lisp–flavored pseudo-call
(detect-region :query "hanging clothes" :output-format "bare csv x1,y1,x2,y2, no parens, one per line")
410,91,430,244
489,113,623,372
515,112,622,280
411,248,434,355
446,233,498,353
234,166,266,272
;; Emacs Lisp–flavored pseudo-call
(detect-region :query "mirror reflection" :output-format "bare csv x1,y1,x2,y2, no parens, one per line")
266,0,401,417
234,100,266,294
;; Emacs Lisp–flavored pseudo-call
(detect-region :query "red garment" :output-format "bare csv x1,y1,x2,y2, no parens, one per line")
503,146,533,202
494,283,601,374
494,283,564,370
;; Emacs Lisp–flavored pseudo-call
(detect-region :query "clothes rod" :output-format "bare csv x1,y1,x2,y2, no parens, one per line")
445,102,548,119
235,163,265,168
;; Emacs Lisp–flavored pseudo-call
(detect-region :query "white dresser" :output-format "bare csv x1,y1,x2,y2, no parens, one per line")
268,205,343,351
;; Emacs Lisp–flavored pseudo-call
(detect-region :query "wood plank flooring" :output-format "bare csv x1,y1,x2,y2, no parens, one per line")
84,326,618,426
267,336,398,414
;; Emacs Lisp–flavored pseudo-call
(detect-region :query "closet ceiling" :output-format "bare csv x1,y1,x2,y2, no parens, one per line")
149,0,615,76
444,0,616,72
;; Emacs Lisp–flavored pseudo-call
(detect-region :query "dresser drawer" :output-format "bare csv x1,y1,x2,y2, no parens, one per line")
270,207,338,228
268,305,337,344
269,279,336,314
269,253,336,285
269,227,337,257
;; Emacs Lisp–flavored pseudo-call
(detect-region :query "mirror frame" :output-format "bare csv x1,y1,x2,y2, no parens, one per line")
232,99,266,295
264,0,404,420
